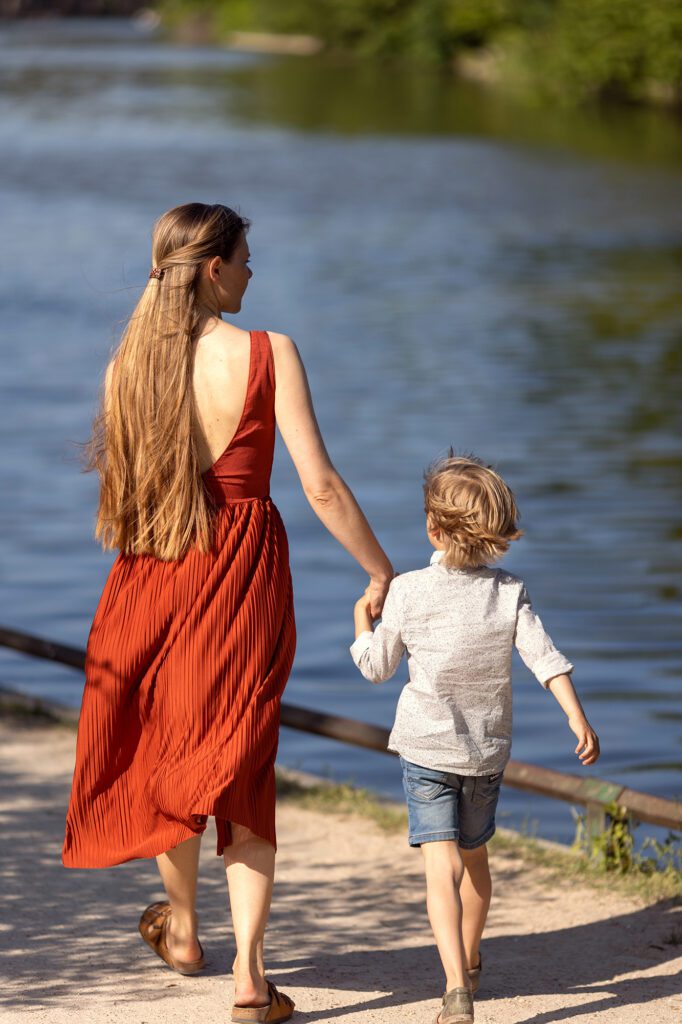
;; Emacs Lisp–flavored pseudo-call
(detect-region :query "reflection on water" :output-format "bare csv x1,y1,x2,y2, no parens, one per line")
221,55,682,170
0,18,681,843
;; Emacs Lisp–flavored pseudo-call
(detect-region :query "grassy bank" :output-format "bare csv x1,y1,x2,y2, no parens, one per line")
276,768,682,905
158,0,682,107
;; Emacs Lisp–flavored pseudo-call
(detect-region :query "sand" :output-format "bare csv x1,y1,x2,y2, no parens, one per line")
0,717,680,1023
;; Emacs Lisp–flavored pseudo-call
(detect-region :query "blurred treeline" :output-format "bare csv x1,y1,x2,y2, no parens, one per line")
0,1,140,13
159,0,682,106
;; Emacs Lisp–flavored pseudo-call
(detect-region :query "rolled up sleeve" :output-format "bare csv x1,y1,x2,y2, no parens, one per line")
350,583,405,684
514,585,573,688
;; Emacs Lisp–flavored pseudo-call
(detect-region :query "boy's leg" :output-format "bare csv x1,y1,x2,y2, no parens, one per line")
459,843,491,971
421,840,470,991
457,770,502,987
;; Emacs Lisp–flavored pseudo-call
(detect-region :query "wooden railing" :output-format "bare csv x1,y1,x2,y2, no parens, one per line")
1,624,680,835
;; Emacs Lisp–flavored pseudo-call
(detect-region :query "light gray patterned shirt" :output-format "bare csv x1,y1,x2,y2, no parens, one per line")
350,550,573,775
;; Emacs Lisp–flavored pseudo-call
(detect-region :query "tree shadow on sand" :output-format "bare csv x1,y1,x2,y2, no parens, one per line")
0,718,679,1023
266,897,681,1022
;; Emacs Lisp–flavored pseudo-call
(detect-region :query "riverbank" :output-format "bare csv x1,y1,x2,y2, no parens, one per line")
3,4,680,110
1,711,680,1022
157,0,682,109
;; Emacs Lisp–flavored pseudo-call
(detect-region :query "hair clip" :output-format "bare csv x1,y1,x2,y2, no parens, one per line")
149,266,164,280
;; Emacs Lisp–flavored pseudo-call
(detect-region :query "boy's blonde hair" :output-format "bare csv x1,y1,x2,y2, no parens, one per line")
423,453,523,569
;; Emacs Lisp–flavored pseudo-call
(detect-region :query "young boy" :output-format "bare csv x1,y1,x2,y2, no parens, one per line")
350,454,599,1024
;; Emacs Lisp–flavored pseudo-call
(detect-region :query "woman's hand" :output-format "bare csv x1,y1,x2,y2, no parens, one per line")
367,574,392,619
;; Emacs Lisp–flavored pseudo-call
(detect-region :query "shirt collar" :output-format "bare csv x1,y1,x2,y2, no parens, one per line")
430,549,485,574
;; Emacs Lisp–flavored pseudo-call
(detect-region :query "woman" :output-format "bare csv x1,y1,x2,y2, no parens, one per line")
63,202,393,1023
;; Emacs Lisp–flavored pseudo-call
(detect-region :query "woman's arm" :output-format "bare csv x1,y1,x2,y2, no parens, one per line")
270,332,393,615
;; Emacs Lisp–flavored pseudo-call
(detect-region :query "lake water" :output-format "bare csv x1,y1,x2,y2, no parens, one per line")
1,17,681,845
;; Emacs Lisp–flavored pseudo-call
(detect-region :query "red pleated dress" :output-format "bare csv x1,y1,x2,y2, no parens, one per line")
63,330,296,868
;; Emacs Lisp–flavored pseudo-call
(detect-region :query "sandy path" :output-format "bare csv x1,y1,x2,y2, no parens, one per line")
0,719,679,1023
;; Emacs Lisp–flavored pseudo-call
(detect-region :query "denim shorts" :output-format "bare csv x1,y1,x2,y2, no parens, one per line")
400,757,503,849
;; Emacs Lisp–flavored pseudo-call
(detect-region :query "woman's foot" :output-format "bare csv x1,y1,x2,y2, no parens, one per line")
232,953,270,1006
138,902,205,975
231,980,295,1023
167,912,202,964
233,981,271,1008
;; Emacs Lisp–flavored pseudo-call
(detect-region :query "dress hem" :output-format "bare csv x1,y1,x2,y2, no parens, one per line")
62,810,276,869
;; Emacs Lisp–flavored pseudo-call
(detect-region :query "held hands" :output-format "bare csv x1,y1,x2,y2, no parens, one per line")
568,715,600,766
367,575,391,619
353,574,394,639
352,585,374,638
354,585,376,639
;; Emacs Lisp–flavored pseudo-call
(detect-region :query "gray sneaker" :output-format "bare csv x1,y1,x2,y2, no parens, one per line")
438,986,474,1024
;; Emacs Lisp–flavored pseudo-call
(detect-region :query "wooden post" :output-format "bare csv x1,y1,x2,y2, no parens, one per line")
585,801,607,845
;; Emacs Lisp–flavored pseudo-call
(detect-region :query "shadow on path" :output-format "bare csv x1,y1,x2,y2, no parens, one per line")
0,718,679,1022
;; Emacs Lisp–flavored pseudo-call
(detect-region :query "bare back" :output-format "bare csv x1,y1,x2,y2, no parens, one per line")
102,319,392,612
192,322,337,495
105,320,335,493
192,321,253,475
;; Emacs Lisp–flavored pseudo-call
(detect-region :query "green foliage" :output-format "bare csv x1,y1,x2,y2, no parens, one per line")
442,0,518,48
157,0,682,104
572,801,682,881
573,802,635,872
315,0,442,60
532,0,682,104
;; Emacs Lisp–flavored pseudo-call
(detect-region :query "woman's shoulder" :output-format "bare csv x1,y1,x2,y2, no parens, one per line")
263,330,297,356
263,331,306,377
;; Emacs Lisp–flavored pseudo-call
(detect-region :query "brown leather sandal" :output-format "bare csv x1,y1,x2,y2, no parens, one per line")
138,901,205,976
231,980,295,1023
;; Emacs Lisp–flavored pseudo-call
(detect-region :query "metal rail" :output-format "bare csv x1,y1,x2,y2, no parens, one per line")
1,624,680,833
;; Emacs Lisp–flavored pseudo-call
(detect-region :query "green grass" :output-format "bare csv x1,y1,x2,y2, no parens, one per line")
276,771,408,832
491,828,682,903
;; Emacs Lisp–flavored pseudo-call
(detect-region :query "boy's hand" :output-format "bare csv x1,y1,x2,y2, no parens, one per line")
354,586,375,639
546,675,600,767
568,715,600,766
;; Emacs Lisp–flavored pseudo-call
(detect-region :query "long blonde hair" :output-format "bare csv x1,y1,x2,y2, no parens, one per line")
424,453,523,569
89,202,250,561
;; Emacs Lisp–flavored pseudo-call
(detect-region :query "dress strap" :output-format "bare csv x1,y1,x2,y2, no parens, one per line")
249,330,275,400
